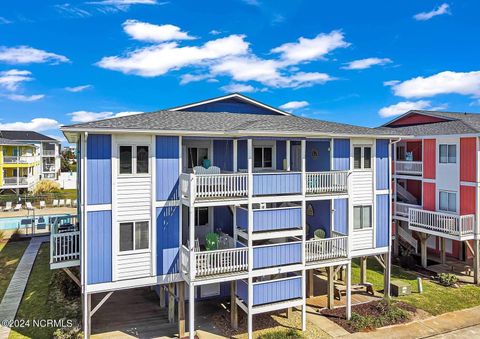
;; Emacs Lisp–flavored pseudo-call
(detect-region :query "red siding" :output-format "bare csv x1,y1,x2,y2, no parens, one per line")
388,113,449,127
406,141,422,161
460,137,477,182
423,182,436,211
423,139,436,179
460,185,476,215
406,180,422,202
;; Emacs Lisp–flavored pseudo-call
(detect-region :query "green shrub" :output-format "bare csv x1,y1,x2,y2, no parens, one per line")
33,180,61,195
348,300,411,331
438,273,459,287
53,325,83,339
258,328,303,338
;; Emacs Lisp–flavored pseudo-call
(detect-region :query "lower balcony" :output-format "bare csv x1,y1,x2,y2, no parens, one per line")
50,216,80,269
305,232,348,265
2,176,35,188
408,208,476,241
394,202,421,220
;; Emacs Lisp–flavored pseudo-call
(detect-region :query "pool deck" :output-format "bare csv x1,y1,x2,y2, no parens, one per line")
0,207,76,219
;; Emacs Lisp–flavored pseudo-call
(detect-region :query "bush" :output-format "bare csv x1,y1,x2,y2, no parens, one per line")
53,325,83,339
258,329,303,339
33,180,61,195
348,300,411,331
437,273,459,287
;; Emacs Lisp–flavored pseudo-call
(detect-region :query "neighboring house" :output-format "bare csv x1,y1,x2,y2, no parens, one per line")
0,137,40,194
382,110,480,284
56,93,397,338
0,130,61,181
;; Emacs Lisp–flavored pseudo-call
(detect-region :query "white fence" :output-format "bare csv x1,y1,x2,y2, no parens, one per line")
396,161,423,175
306,171,349,194
409,208,475,237
181,173,248,201
395,202,421,217
305,234,348,262
51,231,80,263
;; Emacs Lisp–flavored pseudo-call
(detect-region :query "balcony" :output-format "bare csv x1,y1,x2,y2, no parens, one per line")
252,172,301,196
305,232,348,264
180,172,248,203
306,171,349,195
408,208,476,241
394,202,421,219
50,216,80,269
253,241,302,269
3,155,38,164
236,206,302,235
43,150,56,156
2,176,35,187
395,161,423,176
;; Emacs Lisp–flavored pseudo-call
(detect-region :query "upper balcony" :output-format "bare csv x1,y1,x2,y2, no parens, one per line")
395,140,423,177
408,208,476,241
42,149,56,157
395,161,423,176
3,155,39,165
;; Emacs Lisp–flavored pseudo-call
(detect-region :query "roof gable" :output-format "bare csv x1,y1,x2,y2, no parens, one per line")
383,111,451,128
168,93,290,116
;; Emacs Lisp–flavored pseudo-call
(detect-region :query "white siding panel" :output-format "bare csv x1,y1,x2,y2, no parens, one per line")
116,252,152,280
116,176,151,221
351,229,374,251
351,171,373,205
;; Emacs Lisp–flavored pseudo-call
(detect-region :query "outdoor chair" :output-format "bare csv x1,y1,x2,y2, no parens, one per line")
26,202,35,211
73,200,77,207
52,199,59,207
59,199,65,207
39,201,46,209
3,202,12,212
14,204,22,211
66,199,72,207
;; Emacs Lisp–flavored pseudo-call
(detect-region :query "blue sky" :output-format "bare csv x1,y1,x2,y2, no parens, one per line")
0,0,479,143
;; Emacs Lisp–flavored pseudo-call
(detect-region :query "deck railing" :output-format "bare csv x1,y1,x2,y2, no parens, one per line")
305,233,348,263
395,202,421,217
396,161,423,175
180,173,248,201
51,231,80,263
3,155,38,164
306,171,349,194
409,208,475,237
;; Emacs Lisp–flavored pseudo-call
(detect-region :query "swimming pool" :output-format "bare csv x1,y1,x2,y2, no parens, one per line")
0,214,71,230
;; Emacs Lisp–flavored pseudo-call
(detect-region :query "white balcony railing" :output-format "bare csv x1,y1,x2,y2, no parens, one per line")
51,231,80,264
3,155,38,164
305,233,348,263
396,161,423,175
2,177,34,187
306,171,349,194
395,202,421,217
181,173,248,201
409,208,475,238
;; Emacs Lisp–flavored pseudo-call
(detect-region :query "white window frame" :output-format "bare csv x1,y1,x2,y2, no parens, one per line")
353,145,372,170
118,220,151,255
438,190,457,213
118,144,150,176
253,146,274,169
439,144,456,164
353,205,373,230
195,207,210,227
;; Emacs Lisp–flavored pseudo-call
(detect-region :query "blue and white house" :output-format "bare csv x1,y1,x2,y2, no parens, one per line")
56,93,396,338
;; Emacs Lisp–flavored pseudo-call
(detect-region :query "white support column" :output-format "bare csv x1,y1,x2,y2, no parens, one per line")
233,139,238,173
346,262,352,320
188,283,195,339
384,252,391,299
247,138,253,339
286,140,291,171
189,206,196,279
83,292,90,338
301,269,306,331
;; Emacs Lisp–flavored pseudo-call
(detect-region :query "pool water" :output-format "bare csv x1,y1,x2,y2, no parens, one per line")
0,214,71,230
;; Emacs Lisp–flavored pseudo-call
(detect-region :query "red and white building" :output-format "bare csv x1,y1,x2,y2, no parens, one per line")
383,110,480,284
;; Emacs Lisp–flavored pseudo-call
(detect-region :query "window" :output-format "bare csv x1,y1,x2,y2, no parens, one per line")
353,146,372,170
187,147,208,169
353,206,372,230
253,147,273,168
439,144,456,164
439,191,456,212
119,221,149,252
195,207,209,226
118,145,149,174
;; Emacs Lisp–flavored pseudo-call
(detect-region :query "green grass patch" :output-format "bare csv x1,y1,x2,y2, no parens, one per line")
258,328,304,339
9,243,81,339
0,239,29,301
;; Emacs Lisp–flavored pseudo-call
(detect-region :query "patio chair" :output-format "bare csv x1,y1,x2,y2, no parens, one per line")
39,201,46,209
37,217,47,230
65,199,72,207
13,204,22,211
3,202,12,212
59,199,65,207
52,199,59,207
73,200,77,207
26,202,35,211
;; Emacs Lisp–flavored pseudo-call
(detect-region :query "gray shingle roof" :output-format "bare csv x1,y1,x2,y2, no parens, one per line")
62,110,397,137
0,130,57,142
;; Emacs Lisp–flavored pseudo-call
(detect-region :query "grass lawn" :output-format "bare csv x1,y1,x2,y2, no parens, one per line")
352,258,480,316
0,239,29,301
60,189,77,200
9,243,81,339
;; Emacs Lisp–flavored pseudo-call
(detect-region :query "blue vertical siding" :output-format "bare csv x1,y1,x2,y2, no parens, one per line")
236,279,248,303
181,98,281,115
156,136,179,201
253,242,302,269
333,139,350,170
253,173,301,196
253,277,302,305
236,208,248,230
276,140,286,170
237,140,247,170
87,210,112,284
306,200,331,238
157,205,180,275
306,140,330,171
376,194,390,248
333,198,348,235
213,206,233,235
376,139,390,190
213,140,233,171
253,207,301,232
87,134,111,205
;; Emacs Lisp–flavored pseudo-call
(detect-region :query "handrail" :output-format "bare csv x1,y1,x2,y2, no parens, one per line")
305,236,348,262
409,208,475,236
306,170,349,194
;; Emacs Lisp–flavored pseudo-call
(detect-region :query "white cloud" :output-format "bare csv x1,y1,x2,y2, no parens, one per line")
179,73,213,85
220,83,258,93
123,20,195,42
97,34,249,77
414,3,450,21
391,71,480,98
383,80,400,86
0,46,69,64
242,0,260,6
279,101,309,111
0,17,12,24
65,84,92,92
54,3,92,17
0,69,33,91
87,0,159,7
271,30,350,64
69,110,142,123
342,57,392,70
209,30,222,35
5,94,44,102
378,100,432,118
0,118,60,131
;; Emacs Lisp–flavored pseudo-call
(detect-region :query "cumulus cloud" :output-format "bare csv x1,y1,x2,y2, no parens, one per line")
279,101,309,111
414,3,450,21
86,0,160,9
391,71,480,98
5,94,44,102
65,85,92,92
69,110,142,123
342,57,392,70
123,20,195,42
0,118,60,131
0,46,69,64
378,100,432,118
0,69,33,91
220,83,259,93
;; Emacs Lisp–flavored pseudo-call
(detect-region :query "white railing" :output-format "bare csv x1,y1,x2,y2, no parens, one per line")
192,247,248,279
397,227,418,253
181,172,248,201
3,155,38,164
409,208,475,237
396,161,423,175
43,150,56,156
306,171,349,194
396,202,421,217
181,245,190,276
2,177,33,186
51,231,80,263
305,235,348,262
